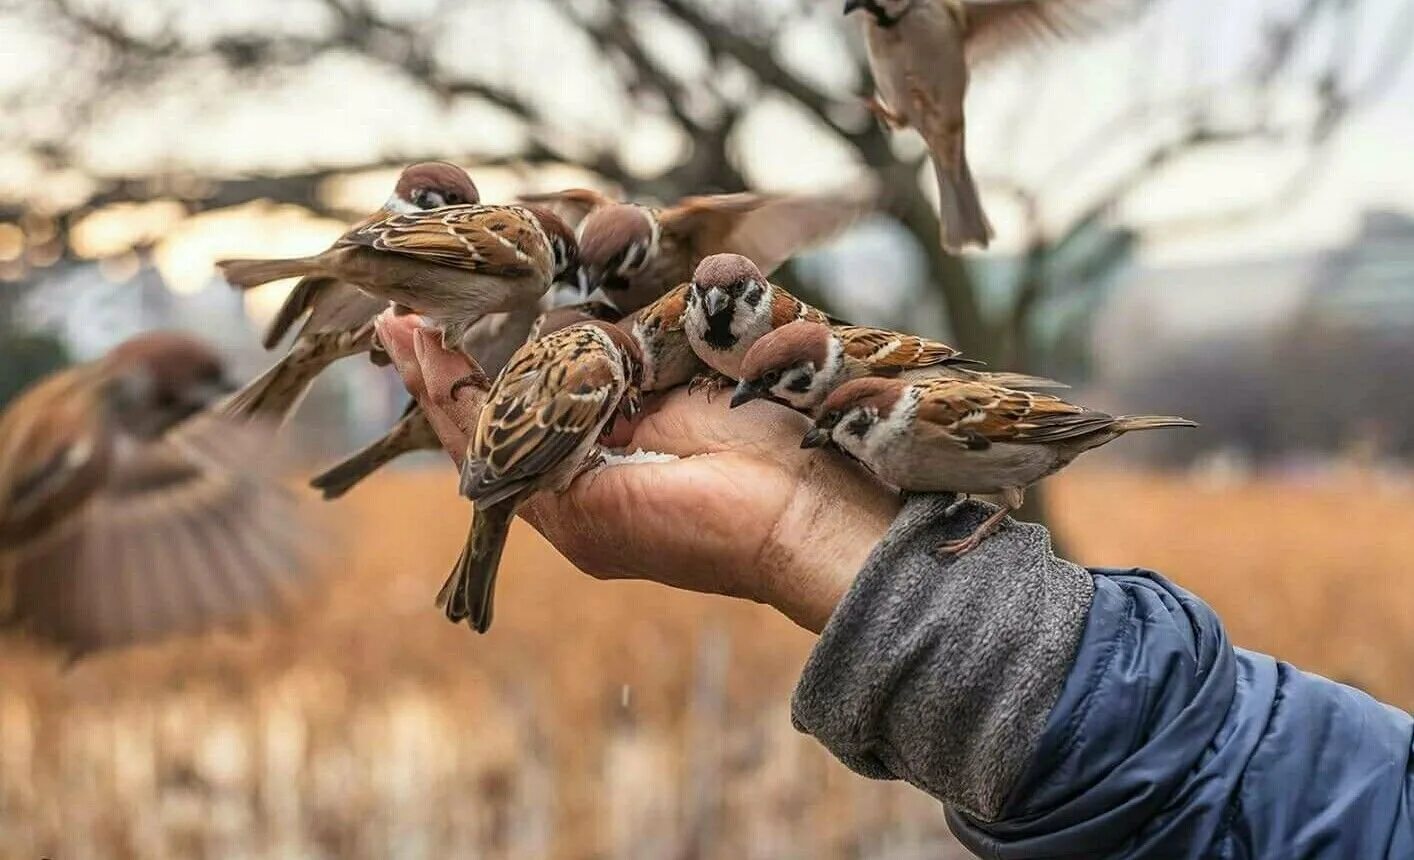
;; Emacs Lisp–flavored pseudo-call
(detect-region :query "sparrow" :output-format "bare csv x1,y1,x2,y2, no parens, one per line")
804,375,1195,555
307,300,622,501
219,162,481,424
0,333,314,654
440,320,643,634
218,202,578,355
522,187,871,313
682,253,830,382
619,283,705,393
730,319,1063,414
846,0,1136,252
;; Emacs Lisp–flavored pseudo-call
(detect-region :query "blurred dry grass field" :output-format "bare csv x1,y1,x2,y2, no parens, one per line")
1,468,1409,859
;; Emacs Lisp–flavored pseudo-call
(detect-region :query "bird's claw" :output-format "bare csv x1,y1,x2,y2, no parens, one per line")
687,372,732,403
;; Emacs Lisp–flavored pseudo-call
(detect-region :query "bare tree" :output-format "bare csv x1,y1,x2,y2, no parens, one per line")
1,0,1409,521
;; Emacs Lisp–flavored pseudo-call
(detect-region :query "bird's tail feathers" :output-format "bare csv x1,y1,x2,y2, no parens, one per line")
310,433,407,501
217,257,322,290
1113,415,1199,433
436,504,514,634
933,152,994,253
219,356,318,426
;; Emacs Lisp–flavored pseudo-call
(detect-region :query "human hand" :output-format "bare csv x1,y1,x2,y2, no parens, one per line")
374,311,900,632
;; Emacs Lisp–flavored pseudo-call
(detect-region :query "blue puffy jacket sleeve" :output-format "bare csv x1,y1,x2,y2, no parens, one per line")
952,568,1414,859
791,497,1414,859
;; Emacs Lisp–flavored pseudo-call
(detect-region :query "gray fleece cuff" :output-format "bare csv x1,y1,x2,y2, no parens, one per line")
791,494,1094,822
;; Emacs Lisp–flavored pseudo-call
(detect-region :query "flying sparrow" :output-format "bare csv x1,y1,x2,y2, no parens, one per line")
846,0,1138,252
522,187,871,313
307,300,620,501
219,162,481,424
619,283,705,393
682,253,830,382
218,202,578,354
730,319,1062,413
803,375,1195,555
0,333,314,654
440,320,643,633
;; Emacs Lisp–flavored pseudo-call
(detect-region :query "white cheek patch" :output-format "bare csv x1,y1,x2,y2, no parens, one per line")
384,195,418,215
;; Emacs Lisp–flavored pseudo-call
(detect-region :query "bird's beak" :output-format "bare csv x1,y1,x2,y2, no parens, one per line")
800,426,830,449
730,380,763,410
704,286,729,318
843,0,864,14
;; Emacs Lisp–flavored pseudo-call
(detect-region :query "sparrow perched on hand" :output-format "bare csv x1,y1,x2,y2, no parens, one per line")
730,319,1062,413
682,254,830,382
0,333,314,654
220,162,481,423
440,320,643,633
804,375,1195,555
219,202,578,354
847,0,1139,252
522,187,871,313
308,300,621,501
619,284,705,393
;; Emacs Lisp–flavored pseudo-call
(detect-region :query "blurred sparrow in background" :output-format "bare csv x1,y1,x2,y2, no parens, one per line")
442,320,643,633
523,187,872,313
804,375,1195,555
848,0,1144,251
0,333,315,655
730,319,1061,413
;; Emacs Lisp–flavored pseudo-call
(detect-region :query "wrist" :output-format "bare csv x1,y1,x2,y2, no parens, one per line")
755,460,900,633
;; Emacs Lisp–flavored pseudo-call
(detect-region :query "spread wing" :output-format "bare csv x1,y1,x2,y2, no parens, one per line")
661,190,873,276
338,205,544,279
463,328,622,508
1,416,318,655
518,188,619,230
836,326,966,373
964,0,1148,67
912,378,1116,448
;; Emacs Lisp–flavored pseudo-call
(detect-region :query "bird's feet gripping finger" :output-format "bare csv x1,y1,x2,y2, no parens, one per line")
687,371,734,403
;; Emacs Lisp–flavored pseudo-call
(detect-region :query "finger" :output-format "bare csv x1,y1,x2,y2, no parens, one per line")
374,310,427,398
411,328,480,451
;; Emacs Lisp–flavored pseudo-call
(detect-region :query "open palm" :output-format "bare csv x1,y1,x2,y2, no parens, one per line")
376,313,897,629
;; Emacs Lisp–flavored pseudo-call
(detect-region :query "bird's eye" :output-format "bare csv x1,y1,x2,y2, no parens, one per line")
413,189,446,209
846,413,872,438
444,192,462,205
762,370,780,387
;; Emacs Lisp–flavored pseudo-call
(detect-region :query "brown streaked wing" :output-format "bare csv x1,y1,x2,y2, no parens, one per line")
338,206,542,279
912,378,1114,446
662,192,871,277
837,326,962,371
637,283,690,331
466,330,620,505
518,188,618,230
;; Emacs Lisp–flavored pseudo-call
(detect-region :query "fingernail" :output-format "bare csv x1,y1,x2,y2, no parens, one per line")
412,327,428,363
